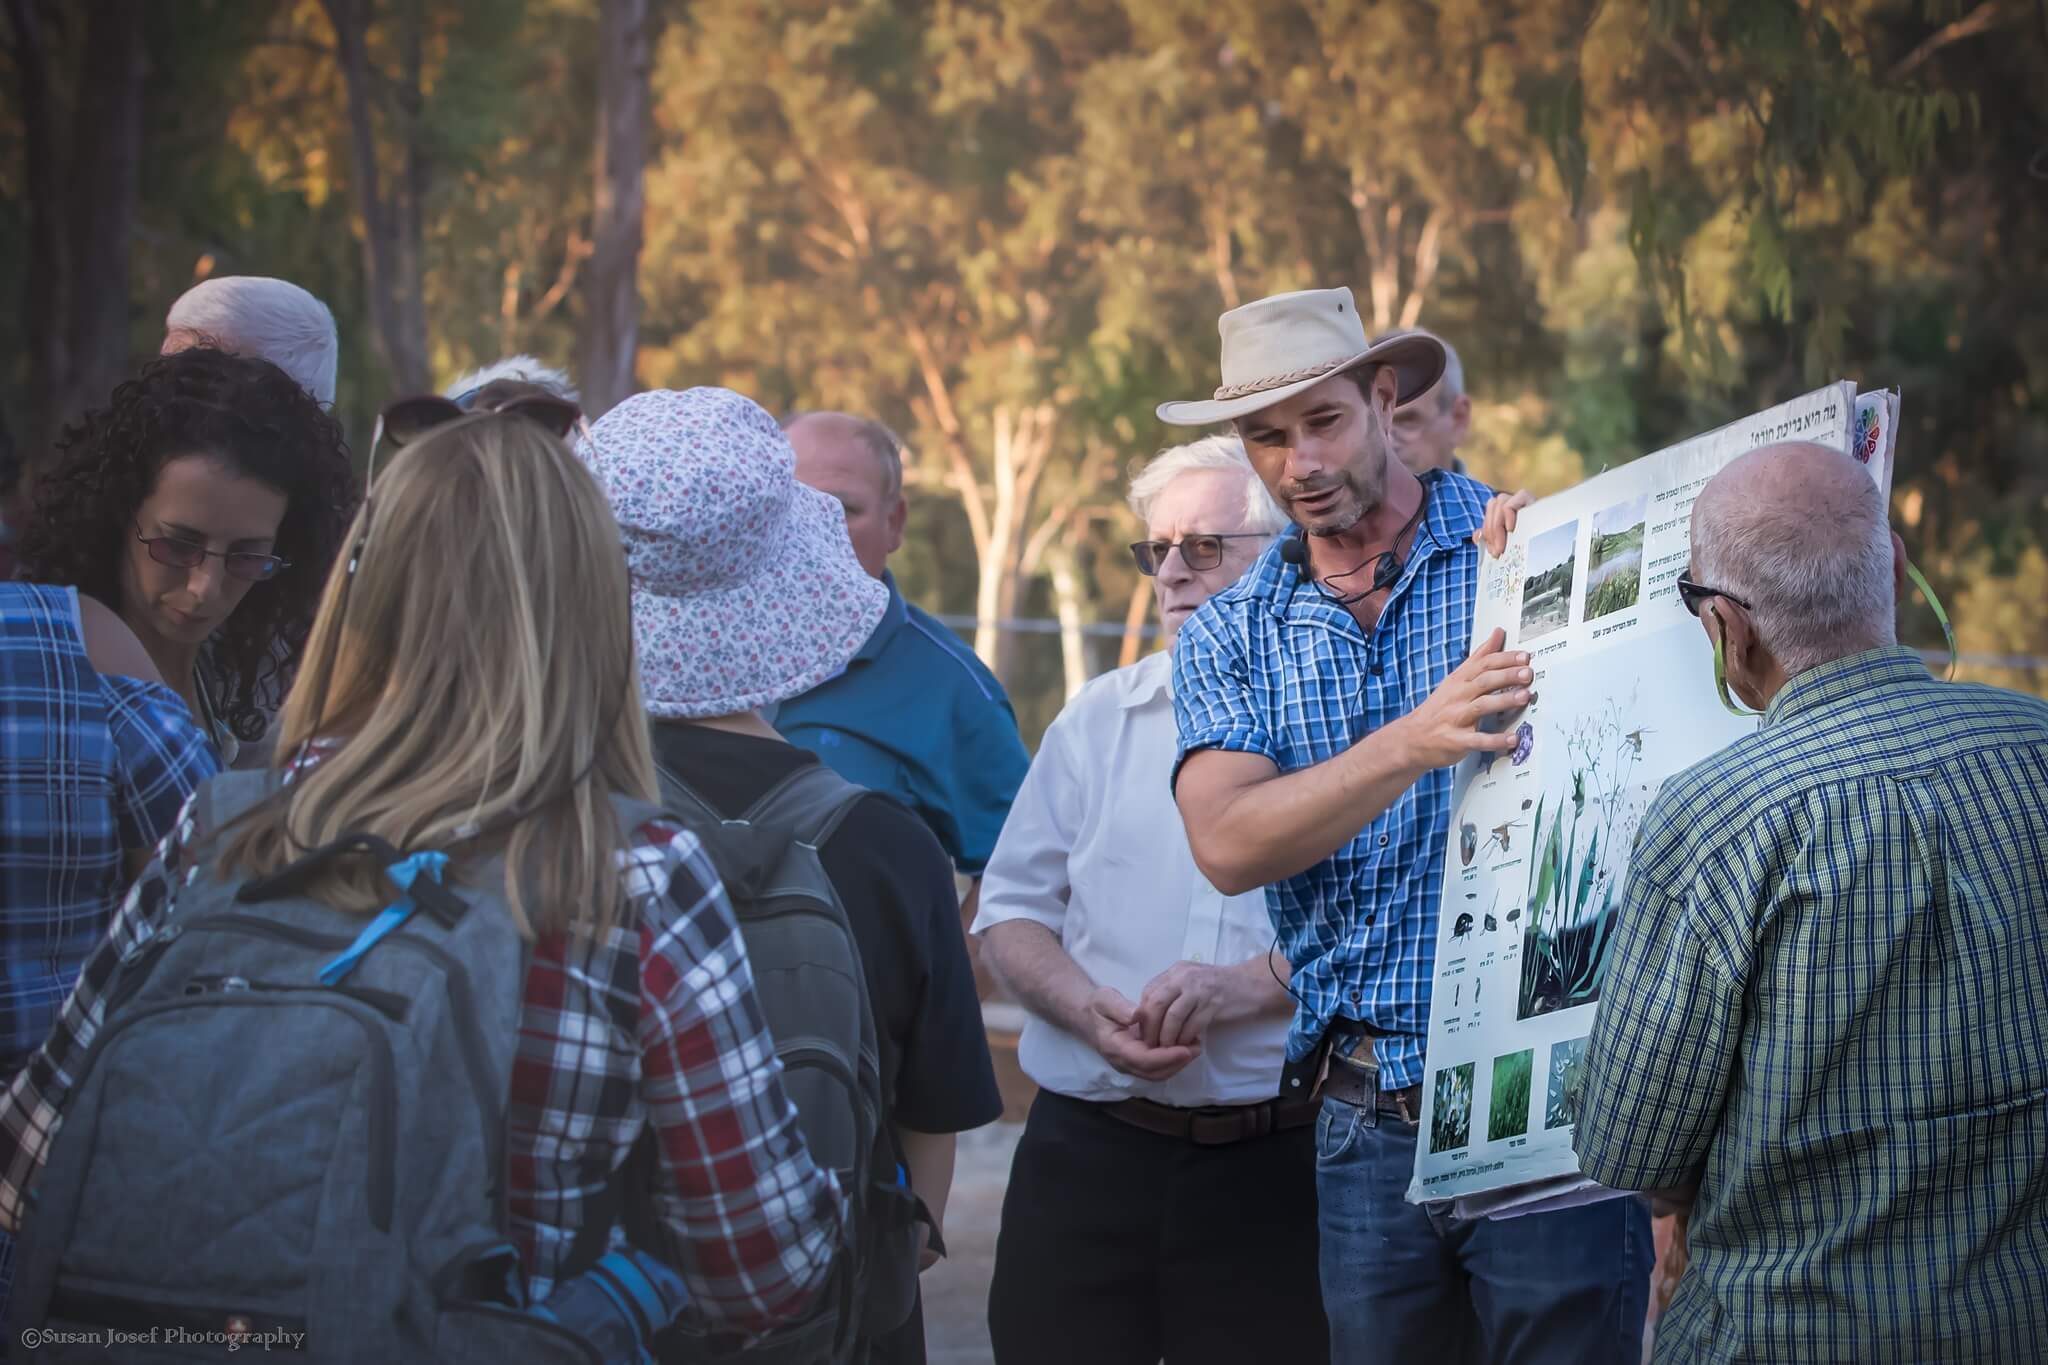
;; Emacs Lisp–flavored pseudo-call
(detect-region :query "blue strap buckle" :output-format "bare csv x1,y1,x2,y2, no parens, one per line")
319,851,451,986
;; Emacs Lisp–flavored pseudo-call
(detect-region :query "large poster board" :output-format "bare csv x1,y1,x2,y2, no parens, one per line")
1406,382,1896,1207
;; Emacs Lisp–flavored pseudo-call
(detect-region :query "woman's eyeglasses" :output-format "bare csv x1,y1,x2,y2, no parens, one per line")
1129,533,1267,576
135,528,290,582
1675,573,1751,617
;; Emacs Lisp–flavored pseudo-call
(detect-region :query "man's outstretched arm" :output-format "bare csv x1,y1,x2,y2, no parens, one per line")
1175,628,1532,894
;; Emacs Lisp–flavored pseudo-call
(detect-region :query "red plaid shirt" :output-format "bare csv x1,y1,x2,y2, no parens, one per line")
0,783,846,1331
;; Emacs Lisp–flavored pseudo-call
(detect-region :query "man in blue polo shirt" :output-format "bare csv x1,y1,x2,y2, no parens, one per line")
1166,288,1649,1363
775,411,1031,888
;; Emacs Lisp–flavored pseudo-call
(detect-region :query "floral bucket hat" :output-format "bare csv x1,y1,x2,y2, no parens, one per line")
580,386,888,720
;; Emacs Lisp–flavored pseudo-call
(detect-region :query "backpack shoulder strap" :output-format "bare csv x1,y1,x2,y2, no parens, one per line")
651,761,792,894
650,761,725,828
741,761,869,850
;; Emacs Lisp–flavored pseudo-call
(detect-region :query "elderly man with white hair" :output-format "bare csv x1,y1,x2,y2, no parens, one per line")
162,276,339,407
974,434,1327,1365
444,354,580,407
1576,441,2048,1365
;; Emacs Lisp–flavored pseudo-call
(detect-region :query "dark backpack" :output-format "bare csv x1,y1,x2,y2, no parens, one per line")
648,762,933,1365
9,771,676,1363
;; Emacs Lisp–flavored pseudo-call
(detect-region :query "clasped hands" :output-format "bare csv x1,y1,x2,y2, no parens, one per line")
1084,959,1263,1083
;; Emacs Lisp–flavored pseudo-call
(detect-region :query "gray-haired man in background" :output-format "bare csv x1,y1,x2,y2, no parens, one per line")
1376,327,1471,477
162,276,340,407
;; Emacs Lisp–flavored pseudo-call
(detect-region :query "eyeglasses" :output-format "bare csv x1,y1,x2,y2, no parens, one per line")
1129,534,1267,576
135,528,290,582
1675,573,1751,617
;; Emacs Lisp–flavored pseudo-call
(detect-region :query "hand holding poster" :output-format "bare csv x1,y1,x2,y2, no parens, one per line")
1408,382,1898,1209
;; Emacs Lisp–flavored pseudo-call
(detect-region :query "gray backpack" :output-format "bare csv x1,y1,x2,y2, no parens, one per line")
645,763,931,1365
10,771,668,1363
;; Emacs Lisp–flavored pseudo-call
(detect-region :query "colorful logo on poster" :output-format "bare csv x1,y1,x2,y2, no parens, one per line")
1853,405,1881,465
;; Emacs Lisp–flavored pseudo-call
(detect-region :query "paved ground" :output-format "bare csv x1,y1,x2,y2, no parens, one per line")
922,1119,1023,1365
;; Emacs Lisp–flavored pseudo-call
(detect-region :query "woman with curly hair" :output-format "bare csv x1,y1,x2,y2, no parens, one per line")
17,347,358,764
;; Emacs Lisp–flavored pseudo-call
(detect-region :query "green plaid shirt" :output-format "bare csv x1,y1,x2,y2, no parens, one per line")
1576,646,2048,1364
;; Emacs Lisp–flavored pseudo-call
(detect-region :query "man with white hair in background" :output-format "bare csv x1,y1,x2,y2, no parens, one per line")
444,354,580,407
1577,441,2048,1364
162,276,339,406
1376,326,1471,477
975,434,1327,1365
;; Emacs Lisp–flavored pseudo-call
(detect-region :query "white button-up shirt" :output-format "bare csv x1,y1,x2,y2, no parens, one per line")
972,650,1288,1107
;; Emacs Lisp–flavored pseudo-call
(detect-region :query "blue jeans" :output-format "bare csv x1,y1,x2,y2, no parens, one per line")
1316,1094,1650,1365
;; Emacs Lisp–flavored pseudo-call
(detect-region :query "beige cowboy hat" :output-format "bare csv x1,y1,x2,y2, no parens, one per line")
1157,286,1447,426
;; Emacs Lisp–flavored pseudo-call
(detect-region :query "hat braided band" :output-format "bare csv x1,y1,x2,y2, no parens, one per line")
1212,354,1364,402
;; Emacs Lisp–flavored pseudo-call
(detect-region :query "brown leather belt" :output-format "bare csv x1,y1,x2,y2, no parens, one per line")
1100,1094,1321,1146
1320,1050,1423,1122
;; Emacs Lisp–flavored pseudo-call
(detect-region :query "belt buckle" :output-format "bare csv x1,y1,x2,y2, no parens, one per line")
1333,1029,1377,1065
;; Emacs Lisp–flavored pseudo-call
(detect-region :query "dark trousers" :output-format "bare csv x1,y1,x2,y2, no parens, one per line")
988,1089,1328,1365
1315,1094,1651,1364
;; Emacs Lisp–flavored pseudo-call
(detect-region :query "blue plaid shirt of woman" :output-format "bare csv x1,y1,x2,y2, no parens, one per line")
1171,471,1487,1090
0,582,219,1312
0,584,220,1076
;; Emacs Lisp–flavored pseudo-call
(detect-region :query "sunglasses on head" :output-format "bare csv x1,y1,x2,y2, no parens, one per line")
1675,573,1751,617
1129,533,1267,576
379,391,581,447
368,389,585,486
134,527,290,582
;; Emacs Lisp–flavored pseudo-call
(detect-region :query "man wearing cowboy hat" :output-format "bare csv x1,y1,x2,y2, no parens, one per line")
1164,288,1650,1362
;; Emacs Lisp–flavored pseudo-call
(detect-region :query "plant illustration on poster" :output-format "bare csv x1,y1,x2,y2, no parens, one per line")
1582,496,1647,621
1518,681,1655,1021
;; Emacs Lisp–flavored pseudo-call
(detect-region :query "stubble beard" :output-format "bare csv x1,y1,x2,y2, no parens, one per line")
1302,426,1389,538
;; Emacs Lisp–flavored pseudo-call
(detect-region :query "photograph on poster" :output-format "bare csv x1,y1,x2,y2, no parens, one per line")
1489,1049,1535,1142
1519,521,1579,641
1545,1036,1590,1130
1430,1062,1476,1153
1582,496,1648,621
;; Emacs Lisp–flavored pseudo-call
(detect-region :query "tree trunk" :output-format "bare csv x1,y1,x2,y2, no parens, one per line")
390,0,430,390
1047,544,1090,699
8,0,66,464
581,0,654,418
59,0,146,426
7,0,146,466
1117,573,1152,669
974,402,1058,681
325,0,430,393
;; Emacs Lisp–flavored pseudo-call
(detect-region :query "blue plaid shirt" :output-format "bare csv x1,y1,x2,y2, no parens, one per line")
0,583,219,1075
1172,471,1487,1086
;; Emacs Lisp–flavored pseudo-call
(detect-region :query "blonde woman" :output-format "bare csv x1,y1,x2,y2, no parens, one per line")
0,405,844,1351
